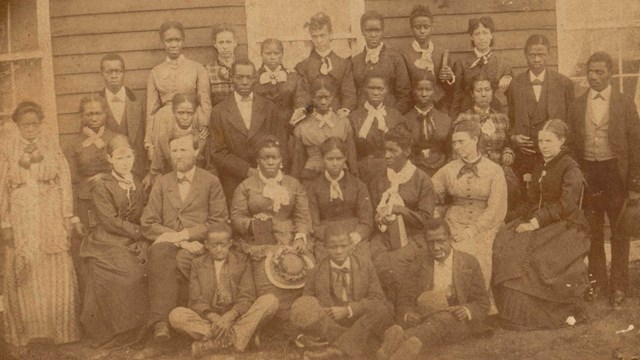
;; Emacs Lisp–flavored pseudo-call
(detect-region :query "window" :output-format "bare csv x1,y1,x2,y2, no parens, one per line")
244,0,365,70
0,0,58,136
556,0,640,110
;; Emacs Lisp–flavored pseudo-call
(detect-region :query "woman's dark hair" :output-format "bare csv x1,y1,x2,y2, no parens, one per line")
384,123,414,151
409,4,433,24
524,34,550,54
360,10,384,30
364,72,388,88
310,74,338,95
305,12,332,32
468,71,496,94
12,101,44,123
261,38,283,54
411,71,437,89
107,134,133,156
78,94,108,115
452,119,482,150
159,21,185,40
468,16,495,48
252,135,283,159
540,119,568,140
211,23,236,42
319,136,348,157
171,93,199,112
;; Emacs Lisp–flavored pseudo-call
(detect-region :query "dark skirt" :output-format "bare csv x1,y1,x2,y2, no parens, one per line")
492,218,589,330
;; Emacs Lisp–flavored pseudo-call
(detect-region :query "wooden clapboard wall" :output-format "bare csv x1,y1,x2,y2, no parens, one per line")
365,0,557,73
49,0,248,152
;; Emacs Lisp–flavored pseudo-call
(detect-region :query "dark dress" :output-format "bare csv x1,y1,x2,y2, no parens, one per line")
253,66,300,136
306,172,374,260
492,151,589,330
80,174,149,345
404,107,452,176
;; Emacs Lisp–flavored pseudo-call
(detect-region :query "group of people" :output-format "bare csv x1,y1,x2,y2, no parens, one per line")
1,5,639,360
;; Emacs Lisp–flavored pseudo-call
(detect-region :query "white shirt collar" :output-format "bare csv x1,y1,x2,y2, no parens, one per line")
435,252,453,268
589,85,611,100
177,166,196,182
529,69,546,82
234,91,254,102
106,86,126,102
474,47,491,58
463,154,483,164
366,42,384,54
330,257,351,270
412,40,433,54
315,48,332,58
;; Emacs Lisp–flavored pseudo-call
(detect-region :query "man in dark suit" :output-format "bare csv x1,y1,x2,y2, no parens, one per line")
290,224,392,360
168,223,279,358
141,132,229,345
98,53,149,182
567,51,640,307
377,218,490,360
507,34,574,186
208,59,286,200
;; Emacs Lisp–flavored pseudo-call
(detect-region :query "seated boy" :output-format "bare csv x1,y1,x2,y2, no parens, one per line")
377,218,490,360
168,223,279,357
290,224,392,359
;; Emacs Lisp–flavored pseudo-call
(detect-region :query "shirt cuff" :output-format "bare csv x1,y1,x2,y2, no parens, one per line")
347,305,354,318
446,74,456,85
530,218,540,230
295,233,307,245
179,229,190,241
463,306,472,321
350,232,362,245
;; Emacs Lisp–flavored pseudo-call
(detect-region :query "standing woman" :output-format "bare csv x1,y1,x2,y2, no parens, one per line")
0,102,81,353
493,120,589,330
80,135,149,347
306,137,374,260
291,75,358,184
254,38,300,137
454,73,519,215
451,16,513,118
145,21,211,160
207,23,238,107
431,120,507,299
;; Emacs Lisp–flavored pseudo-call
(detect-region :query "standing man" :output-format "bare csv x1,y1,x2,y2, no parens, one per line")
351,11,411,113
507,35,574,189
567,51,640,307
208,59,286,200
99,53,149,182
137,132,228,358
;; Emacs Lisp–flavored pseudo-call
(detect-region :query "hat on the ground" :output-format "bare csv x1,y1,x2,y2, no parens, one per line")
416,288,451,317
290,296,324,329
265,246,314,289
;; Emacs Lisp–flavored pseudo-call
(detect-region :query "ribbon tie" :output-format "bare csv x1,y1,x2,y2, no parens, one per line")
81,126,106,148
365,44,383,64
259,170,290,212
457,157,482,179
320,57,333,75
377,162,416,231
259,66,288,85
474,107,496,136
331,265,351,302
112,170,136,199
469,50,492,69
531,79,543,86
358,102,387,138
314,111,336,129
416,105,435,141
18,141,44,169
411,40,435,73
325,170,344,202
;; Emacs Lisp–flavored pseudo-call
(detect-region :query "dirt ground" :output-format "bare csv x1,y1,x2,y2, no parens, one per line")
6,260,640,360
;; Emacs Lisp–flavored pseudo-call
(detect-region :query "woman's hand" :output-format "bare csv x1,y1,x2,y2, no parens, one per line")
515,223,534,233
253,213,271,221
292,233,306,252
198,127,210,140
498,75,512,93
380,214,397,226
439,66,454,82
74,223,87,237
501,152,514,167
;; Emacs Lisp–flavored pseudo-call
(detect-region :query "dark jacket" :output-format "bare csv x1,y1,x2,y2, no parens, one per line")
400,42,453,110
404,107,452,176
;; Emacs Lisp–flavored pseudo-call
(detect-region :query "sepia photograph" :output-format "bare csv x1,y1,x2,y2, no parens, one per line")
0,0,639,359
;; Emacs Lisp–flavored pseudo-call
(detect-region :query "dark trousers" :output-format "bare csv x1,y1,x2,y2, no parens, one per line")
404,312,471,347
303,301,392,359
582,159,629,293
147,242,196,325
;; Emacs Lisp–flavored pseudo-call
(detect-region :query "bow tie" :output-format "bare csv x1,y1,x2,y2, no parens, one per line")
177,176,190,184
593,93,606,101
320,57,333,75
259,69,287,85
531,79,543,86
457,159,481,179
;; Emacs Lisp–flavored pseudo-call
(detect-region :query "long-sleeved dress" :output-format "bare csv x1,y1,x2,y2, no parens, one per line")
451,51,512,117
253,66,300,136
431,156,508,291
0,134,79,347
230,173,312,327
404,107,452,176
80,174,149,345
145,55,211,148
492,151,589,330
291,113,358,183
306,172,374,260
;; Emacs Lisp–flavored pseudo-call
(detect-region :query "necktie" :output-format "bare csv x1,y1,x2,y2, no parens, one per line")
416,107,434,141
332,267,350,302
411,40,434,73
365,46,381,64
259,68,287,85
531,79,543,86
359,102,387,138
320,57,332,75
469,52,491,69
316,113,335,129
457,158,481,179
325,170,344,202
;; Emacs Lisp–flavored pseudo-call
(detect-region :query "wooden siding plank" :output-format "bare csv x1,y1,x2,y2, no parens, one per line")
51,26,248,56
51,0,244,18
366,0,554,17
51,7,246,37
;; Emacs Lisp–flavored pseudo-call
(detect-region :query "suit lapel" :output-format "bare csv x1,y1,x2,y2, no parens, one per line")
226,98,249,136
125,89,142,142
201,255,217,306
101,89,117,120
421,257,435,292
166,171,183,209
181,168,201,208
247,96,265,139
